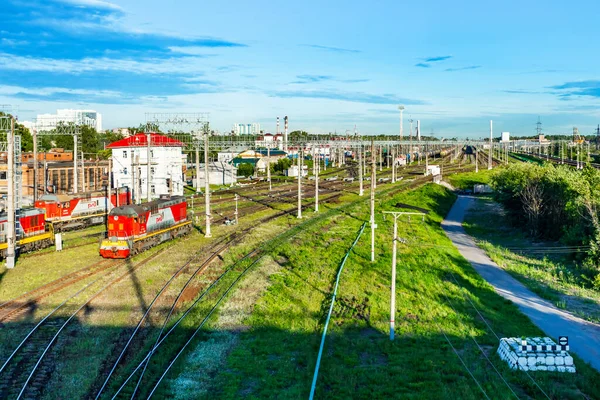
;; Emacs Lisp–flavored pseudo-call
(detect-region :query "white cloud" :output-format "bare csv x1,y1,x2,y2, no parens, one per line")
57,0,123,12
0,53,209,75
0,85,122,98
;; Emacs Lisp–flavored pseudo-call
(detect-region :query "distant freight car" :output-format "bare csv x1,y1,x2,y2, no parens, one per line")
99,195,191,258
35,190,130,232
0,208,53,258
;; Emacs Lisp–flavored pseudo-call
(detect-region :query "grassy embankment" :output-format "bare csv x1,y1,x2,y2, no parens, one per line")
162,183,600,399
451,167,600,323
464,199,600,323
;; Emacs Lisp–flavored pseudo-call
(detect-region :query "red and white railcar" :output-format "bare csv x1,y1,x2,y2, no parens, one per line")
0,208,54,258
99,195,191,258
35,190,130,232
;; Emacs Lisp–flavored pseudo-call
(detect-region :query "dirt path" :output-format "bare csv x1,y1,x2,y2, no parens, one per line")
442,195,600,372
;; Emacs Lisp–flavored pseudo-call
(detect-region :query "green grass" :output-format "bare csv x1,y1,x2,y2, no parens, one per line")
165,184,600,399
446,169,494,190
463,197,600,323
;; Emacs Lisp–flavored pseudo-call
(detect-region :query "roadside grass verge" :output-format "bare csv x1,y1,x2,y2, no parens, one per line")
463,197,600,323
171,184,600,399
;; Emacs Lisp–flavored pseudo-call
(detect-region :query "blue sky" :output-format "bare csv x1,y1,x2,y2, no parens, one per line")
1,0,600,137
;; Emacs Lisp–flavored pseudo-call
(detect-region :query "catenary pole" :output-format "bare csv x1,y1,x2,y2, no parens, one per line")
314,147,319,213
204,130,211,237
33,129,38,202
370,139,376,262
358,142,364,196
297,148,303,219
6,117,15,269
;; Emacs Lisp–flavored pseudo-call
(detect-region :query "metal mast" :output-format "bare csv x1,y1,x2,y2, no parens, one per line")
297,147,302,219
370,139,376,262
204,126,211,237
314,147,319,213
489,120,493,170
6,117,16,268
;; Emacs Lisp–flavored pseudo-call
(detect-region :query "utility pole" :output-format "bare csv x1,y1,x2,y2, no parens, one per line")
379,145,383,172
81,151,86,192
386,145,390,169
267,145,272,192
146,132,151,201
475,150,479,173
391,146,396,183
6,117,15,269
297,148,303,219
195,143,201,194
358,143,364,196
131,153,136,204
382,211,425,340
370,139,376,263
488,120,493,170
314,147,319,213
108,157,112,207
33,129,38,202
73,133,78,193
234,194,239,224
204,129,211,237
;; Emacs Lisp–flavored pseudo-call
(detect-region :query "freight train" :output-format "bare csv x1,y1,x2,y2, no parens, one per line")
35,190,131,232
0,208,54,258
99,195,191,259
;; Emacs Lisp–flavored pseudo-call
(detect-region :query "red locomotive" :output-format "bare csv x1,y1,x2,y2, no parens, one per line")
35,190,130,232
0,208,54,258
99,195,191,259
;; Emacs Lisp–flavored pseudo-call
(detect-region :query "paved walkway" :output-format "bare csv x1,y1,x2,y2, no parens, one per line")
442,196,600,372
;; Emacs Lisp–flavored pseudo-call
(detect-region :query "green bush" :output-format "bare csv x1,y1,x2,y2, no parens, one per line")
491,163,600,281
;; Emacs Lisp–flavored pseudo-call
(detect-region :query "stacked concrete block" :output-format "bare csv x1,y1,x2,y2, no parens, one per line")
497,337,575,373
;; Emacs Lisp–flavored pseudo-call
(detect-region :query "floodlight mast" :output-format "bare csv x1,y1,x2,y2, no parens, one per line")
398,105,405,141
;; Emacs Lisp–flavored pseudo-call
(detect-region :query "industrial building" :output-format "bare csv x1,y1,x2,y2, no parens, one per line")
108,133,185,201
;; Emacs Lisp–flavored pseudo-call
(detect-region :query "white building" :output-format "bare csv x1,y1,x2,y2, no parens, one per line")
501,132,510,142
108,133,184,201
286,165,308,177
36,109,103,132
255,133,284,149
233,123,261,135
192,162,238,187
217,146,246,163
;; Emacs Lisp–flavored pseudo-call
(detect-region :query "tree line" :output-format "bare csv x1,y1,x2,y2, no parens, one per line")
491,163,600,288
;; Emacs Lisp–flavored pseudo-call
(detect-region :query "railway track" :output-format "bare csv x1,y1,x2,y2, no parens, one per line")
517,151,600,169
0,156,468,398
0,259,117,323
0,247,169,400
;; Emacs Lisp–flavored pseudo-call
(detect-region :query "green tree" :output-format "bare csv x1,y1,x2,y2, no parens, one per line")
237,163,254,177
273,157,292,173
